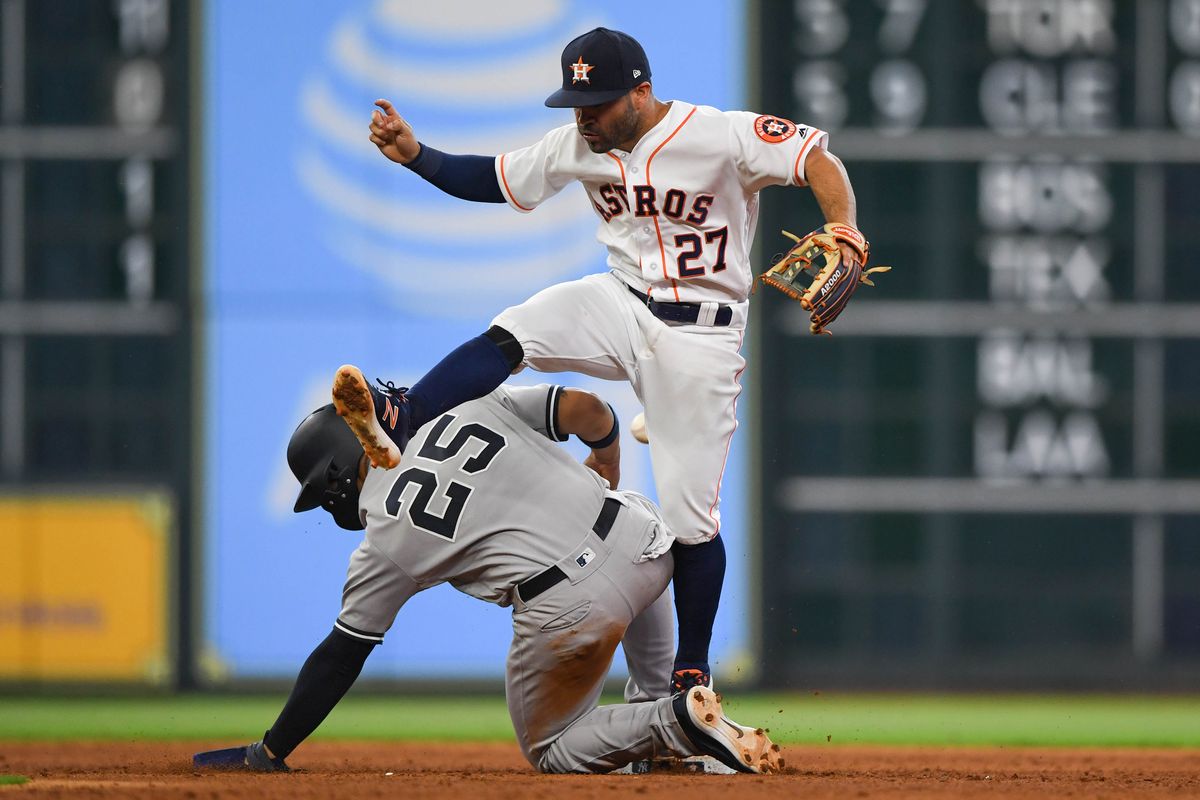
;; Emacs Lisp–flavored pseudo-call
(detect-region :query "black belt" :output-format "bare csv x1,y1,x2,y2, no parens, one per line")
626,285,733,327
517,497,621,603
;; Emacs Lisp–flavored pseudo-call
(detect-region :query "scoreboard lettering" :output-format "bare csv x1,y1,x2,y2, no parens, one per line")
754,0,1200,687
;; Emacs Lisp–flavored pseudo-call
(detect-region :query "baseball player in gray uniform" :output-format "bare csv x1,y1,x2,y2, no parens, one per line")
192,366,782,775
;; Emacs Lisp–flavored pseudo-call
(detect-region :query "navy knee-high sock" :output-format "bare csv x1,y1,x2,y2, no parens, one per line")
406,327,523,430
670,534,726,671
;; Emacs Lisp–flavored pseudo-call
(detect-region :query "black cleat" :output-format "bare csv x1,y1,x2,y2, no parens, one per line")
193,741,290,772
672,686,782,774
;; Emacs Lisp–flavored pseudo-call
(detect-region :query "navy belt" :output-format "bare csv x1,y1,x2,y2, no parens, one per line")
517,497,621,603
626,285,733,327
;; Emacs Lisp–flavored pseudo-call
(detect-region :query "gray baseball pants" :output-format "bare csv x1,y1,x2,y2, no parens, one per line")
506,492,704,773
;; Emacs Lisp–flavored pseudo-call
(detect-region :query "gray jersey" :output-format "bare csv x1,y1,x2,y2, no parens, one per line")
337,384,614,642
330,383,713,773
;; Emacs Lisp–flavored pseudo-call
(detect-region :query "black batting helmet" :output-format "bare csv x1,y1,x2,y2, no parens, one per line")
288,404,366,531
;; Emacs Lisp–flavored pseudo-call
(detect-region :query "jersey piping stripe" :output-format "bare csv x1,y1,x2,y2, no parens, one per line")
607,152,639,293
645,106,697,302
606,151,627,189
792,131,826,186
335,619,385,644
498,153,534,212
706,329,746,536
545,385,568,442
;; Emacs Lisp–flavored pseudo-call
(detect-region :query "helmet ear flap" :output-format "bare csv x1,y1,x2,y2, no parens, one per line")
321,458,365,531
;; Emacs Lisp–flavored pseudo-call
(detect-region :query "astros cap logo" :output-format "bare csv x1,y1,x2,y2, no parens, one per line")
571,56,595,84
753,114,800,144
546,28,651,108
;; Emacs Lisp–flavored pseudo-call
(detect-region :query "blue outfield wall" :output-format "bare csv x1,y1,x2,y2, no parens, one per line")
202,0,749,679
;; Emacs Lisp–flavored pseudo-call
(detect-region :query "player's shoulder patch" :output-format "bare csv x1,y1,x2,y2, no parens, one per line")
753,114,805,144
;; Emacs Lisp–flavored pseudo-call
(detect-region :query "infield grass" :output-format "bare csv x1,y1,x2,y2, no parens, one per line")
1,693,1198,747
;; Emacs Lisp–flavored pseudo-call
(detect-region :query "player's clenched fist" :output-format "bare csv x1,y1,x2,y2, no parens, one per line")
369,98,420,165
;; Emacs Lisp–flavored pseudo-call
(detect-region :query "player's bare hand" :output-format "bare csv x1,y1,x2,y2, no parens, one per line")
369,98,420,164
584,448,620,490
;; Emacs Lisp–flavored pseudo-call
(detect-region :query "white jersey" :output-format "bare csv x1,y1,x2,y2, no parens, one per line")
495,100,828,305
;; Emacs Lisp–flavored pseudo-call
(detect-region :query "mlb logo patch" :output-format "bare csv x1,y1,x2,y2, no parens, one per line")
576,548,595,568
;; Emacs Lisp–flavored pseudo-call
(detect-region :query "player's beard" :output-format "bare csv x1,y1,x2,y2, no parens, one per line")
581,97,640,154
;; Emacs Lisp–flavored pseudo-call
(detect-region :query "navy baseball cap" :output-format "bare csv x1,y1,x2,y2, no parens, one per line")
544,27,652,108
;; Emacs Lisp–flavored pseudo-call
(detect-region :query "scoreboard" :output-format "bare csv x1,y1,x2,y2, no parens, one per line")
753,0,1200,688
0,0,192,683
0,0,190,479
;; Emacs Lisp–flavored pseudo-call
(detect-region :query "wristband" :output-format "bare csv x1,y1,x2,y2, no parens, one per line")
579,404,619,449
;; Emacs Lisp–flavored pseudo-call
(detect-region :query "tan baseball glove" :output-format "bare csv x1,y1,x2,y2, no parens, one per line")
757,223,890,335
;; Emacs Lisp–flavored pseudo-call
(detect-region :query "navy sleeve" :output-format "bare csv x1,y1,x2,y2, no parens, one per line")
403,143,506,203
261,628,375,759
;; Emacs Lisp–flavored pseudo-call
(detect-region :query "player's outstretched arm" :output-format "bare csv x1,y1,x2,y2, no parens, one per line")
558,389,621,489
192,628,375,771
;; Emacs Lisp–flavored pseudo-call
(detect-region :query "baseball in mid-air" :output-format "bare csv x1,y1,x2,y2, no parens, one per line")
630,411,649,444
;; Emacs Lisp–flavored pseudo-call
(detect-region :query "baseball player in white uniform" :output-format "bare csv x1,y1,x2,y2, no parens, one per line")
361,27,861,693
192,369,782,775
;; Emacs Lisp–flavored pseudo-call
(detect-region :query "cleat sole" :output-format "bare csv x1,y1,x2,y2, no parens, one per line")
685,686,783,775
332,365,401,469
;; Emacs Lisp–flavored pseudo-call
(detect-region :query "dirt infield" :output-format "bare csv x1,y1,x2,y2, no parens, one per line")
1,741,1198,798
